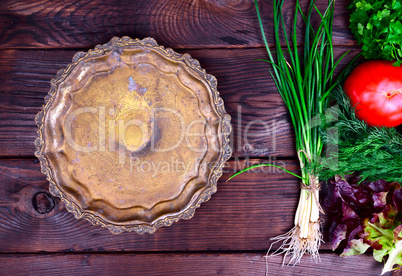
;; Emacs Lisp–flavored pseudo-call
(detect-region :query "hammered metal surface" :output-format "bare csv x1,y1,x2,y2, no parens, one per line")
35,37,232,234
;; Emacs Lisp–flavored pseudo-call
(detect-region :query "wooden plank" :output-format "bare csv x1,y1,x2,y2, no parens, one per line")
0,158,338,253
0,253,386,275
0,0,355,49
0,47,293,158
0,47,361,158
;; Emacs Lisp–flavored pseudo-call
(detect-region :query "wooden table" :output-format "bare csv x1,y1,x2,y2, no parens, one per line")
0,0,394,275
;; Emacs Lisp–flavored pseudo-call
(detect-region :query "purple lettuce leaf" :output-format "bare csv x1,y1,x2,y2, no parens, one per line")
393,187,402,212
366,179,390,194
373,192,388,209
324,177,402,274
342,202,359,221
332,224,347,250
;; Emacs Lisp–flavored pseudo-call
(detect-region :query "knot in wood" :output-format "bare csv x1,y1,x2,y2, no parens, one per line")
32,192,55,214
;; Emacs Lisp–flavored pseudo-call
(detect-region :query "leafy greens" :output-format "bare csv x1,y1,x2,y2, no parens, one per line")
309,85,402,183
324,177,402,274
348,0,402,65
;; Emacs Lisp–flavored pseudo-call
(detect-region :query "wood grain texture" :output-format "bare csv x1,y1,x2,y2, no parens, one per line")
0,158,334,253
0,0,355,49
0,0,387,273
0,47,361,158
0,47,294,158
0,253,387,276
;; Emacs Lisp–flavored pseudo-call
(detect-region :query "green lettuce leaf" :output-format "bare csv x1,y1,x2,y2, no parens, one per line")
340,238,370,257
363,205,402,274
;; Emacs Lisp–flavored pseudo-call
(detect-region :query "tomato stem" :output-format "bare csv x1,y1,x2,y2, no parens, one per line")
384,88,402,99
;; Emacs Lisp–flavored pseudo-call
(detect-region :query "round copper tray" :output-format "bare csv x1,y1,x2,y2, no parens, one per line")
35,37,232,234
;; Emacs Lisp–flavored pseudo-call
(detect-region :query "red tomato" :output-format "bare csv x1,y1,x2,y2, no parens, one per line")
343,60,402,127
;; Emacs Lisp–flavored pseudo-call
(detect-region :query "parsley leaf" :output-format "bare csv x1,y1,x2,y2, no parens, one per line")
349,0,402,64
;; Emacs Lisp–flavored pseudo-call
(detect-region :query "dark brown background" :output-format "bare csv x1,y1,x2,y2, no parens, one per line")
0,0,396,275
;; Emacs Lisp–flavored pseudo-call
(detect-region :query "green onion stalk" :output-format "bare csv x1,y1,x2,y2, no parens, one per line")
230,0,347,264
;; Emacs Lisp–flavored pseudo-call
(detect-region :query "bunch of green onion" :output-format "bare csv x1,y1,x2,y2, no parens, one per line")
229,0,347,264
